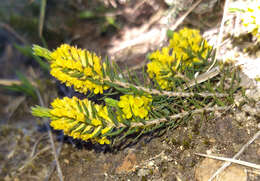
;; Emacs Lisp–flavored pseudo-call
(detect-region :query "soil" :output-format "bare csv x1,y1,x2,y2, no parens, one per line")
0,0,260,181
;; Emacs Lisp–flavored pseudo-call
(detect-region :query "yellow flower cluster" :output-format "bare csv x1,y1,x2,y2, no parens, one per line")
118,94,152,120
241,3,260,41
49,96,113,144
147,27,212,90
50,44,109,94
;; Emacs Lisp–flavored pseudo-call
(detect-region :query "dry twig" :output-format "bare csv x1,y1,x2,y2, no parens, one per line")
30,134,48,157
110,79,228,98
196,153,260,170
0,79,22,86
36,90,64,181
183,67,220,90
39,0,47,38
132,106,231,127
207,130,260,181
207,0,230,72
18,146,51,172
44,137,64,181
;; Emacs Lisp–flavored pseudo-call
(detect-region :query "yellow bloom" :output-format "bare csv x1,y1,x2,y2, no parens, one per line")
48,96,114,144
96,137,110,144
92,119,102,126
50,44,109,94
147,27,212,90
118,94,152,120
101,126,113,135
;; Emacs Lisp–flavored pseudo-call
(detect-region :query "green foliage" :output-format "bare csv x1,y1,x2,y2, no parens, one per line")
31,28,241,145
1,71,37,99
14,44,50,72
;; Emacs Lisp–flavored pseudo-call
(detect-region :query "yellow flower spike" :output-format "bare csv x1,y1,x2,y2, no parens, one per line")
47,96,115,144
148,27,212,90
49,44,109,94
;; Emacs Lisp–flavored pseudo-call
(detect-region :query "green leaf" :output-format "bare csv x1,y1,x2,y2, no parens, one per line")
70,71,84,78
82,101,90,117
82,127,94,135
3,72,37,99
74,124,87,133
107,106,119,126
84,118,92,125
167,29,174,38
106,127,125,137
69,122,82,133
228,8,245,13
31,106,52,118
76,100,83,113
119,127,138,141
91,127,102,138
14,44,32,57
105,98,119,107
90,102,97,118
32,55,50,72
32,45,52,61
101,127,114,136
114,86,130,93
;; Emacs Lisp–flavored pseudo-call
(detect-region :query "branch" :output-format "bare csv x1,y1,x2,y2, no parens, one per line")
131,106,231,127
110,79,228,98
36,90,64,181
196,153,260,169
208,130,260,181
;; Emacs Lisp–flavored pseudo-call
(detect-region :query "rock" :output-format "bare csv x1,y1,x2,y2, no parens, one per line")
195,158,247,181
137,168,150,177
115,150,137,174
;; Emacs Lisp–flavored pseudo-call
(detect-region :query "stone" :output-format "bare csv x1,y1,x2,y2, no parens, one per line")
115,151,137,174
195,158,247,181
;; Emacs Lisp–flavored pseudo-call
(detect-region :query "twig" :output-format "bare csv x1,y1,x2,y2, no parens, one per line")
30,133,48,157
36,90,64,181
196,153,260,170
207,130,260,181
0,23,28,44
111,79,228,98
183,67,220,90
44,135,64,181
246,169,260,175
0,79,22,86
207,0,230,72
18,146,51,172
5,96,26,122
132,106,230,127
0,79,37,87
